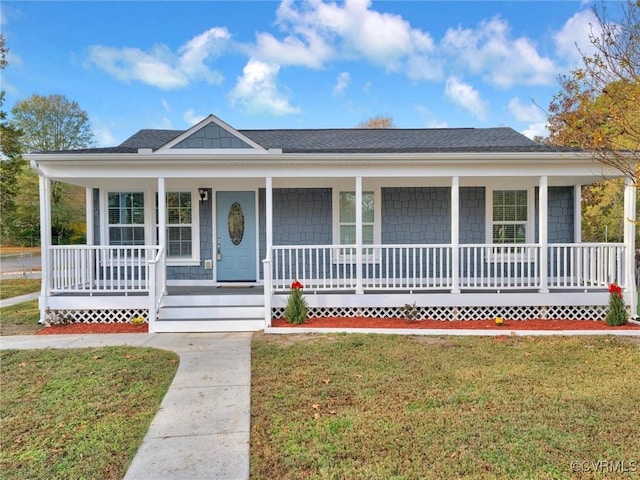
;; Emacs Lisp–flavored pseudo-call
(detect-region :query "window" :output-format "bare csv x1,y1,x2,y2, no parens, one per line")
491,189,529,244
156,192,196,259
333,188,380,262
339,191,375,246
108,192,145,245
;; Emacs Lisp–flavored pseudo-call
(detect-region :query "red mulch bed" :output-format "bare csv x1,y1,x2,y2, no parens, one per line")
272,317,640,330
37,323,149,335
35,318,640,334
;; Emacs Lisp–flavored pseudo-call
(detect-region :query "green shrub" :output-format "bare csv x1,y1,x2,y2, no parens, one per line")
605,283,628,326
284,280,308,325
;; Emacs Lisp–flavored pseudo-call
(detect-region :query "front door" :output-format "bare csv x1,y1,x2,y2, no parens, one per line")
216,191,257,281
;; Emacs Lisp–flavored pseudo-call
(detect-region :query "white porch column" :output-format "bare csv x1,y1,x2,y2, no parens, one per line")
265,177,273,259
451,176,460,293
85,188,94,245
38,175,52,323
539,176,549,293
355,176,364,294
264,177,273,327
157,178,166,250
574,184,582,243
623,177,637,317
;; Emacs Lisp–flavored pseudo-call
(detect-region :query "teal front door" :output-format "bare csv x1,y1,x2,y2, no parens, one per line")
216,191,257,281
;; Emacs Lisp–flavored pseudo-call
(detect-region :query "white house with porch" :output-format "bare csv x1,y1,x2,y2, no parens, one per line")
28,114,637,332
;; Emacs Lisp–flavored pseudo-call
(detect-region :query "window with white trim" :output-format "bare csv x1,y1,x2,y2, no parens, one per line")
156,192,196,259
333,189,380,262
490,189,530,244
339,191,375,246
108,192,145,245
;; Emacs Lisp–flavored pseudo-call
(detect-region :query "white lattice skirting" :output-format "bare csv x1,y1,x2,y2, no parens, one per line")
48,309,148,324
272,305,610,321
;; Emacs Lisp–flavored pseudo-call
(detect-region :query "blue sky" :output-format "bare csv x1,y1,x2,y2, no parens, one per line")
1,1,617,146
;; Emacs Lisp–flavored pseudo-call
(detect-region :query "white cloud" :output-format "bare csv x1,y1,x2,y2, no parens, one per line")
508,97,545,122
183,109,206,126
444,77,487,120
332,71,350,96
227,59,301,116
253,30,333,68
443,16,556,87
521,122,548,140
554,9,600,67
161,99,171,111
272,0,438,77
87,27,230,89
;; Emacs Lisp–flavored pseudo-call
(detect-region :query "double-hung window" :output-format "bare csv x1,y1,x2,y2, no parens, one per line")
491,190,528,244
333,189,380,262
339,191,375,246
156,191,199,263
166,192,193,258
108,192,145,245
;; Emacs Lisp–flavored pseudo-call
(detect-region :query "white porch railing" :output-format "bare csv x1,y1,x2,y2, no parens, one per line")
270,243,627,293
548,243,625,289
49,245,163,294
459,244,541,290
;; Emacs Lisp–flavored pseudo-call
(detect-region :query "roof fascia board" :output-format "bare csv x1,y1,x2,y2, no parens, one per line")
27,150,601,164
157,114,266,151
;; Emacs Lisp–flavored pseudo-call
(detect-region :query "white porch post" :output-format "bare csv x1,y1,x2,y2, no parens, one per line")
264,177,273,327
451,176,460,293
157,178,166,251
38,175,52,323
539,176,549,293
85,188,94,245
355,176,364,294
623,177,637,317
574,184,582,243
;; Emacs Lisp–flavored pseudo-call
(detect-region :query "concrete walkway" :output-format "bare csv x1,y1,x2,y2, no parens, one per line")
0,291,39,308
0,332,252,480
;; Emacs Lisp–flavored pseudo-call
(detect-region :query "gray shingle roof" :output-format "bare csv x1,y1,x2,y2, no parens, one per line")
240,127,551,153
48,125,565,154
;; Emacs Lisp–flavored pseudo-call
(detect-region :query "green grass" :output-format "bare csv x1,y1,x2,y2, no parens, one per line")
251,333,640,480
0,278,41,300
1,347,179,480
0,300,42,336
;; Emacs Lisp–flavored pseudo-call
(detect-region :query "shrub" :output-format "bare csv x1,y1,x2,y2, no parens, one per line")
284,280,308,325
605,283,628,326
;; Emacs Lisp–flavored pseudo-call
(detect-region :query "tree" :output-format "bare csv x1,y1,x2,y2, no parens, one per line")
11,93,94,152
547,1,639,182
0,34,26,243
357,115,396,128
9,94,94,243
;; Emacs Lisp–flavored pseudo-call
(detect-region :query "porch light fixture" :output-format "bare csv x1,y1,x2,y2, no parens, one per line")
198,188,208,203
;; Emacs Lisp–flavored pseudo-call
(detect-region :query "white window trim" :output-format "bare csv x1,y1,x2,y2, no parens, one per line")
332,187,381,263
158,190,201,267
485,186,536,261
101,190,151,247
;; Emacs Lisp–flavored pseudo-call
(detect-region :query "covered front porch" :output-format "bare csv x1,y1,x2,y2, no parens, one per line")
41,237,634,332
31,128,638,332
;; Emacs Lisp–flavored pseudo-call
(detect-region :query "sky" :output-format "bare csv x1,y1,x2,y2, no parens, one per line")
1,0,622,147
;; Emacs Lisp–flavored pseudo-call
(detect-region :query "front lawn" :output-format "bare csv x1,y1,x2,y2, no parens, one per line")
251,334,640,479
1,347,179,480
0,300,42,335
0,278,41,300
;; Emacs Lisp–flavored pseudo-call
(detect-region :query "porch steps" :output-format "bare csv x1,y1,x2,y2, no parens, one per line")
154,294,265,332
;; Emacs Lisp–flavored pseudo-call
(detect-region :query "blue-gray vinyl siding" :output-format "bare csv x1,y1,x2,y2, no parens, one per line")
92,185,576,282
259,188,333,279
172,124,254,149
